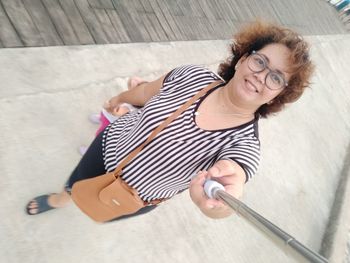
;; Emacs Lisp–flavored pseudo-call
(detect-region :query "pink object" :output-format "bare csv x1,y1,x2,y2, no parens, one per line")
95,112,111,136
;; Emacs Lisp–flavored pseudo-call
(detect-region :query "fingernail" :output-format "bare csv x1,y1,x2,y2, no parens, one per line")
207,204,214,209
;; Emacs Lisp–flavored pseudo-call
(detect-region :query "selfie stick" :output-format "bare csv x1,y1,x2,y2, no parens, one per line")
203,180,328,263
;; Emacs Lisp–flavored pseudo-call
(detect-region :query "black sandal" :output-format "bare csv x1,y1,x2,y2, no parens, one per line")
26,194,56,215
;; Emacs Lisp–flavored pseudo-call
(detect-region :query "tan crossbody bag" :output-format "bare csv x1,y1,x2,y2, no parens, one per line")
71,81,221,222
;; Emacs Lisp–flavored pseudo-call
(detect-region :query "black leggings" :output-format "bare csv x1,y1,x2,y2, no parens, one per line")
65,130,156,221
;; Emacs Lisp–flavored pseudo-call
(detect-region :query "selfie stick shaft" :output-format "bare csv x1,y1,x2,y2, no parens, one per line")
204,180,328,263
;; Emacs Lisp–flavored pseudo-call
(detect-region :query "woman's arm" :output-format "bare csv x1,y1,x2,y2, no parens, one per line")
189,159,246,219
106,74,167,112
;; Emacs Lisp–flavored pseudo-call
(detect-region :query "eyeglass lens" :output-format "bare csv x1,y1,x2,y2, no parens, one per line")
248,53,286,90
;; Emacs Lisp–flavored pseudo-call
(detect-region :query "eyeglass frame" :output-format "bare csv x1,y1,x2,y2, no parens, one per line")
246,50,289,90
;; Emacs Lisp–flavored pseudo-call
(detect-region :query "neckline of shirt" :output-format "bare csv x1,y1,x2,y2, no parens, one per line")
192,81,258,133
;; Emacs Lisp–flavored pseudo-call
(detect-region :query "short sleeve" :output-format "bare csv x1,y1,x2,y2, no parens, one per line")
216,136,260,182
161,65,220,93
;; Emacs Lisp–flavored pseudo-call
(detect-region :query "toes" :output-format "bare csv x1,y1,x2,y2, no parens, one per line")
28,200,38,209
28,208,38,215
26,200,39,215
26,194,58,215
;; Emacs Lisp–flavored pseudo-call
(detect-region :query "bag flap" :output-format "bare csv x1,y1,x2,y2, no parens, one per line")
98,177,144,209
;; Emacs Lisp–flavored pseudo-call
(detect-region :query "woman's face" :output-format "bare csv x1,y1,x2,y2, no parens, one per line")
230,43,292,110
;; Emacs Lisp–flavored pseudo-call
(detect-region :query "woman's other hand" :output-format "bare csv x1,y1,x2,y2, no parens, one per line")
103,96,122,114
189,160,246,219
104,74,166,113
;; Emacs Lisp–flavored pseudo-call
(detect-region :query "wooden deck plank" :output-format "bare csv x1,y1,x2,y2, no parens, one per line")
127,0,153,42
138,0,153,13
147,0,176,41
139,13,161,41
2,0,43,46
92,7,120,42
208,0,237,22
155,0,185,40
188,0,206,18
0,0,348,48
216,0,239,22
22,0,63,46
258,0,288,24
105,9,130,43
224,18,242,36
131,0,148,13
112,0,151,42
111,2,143,42
173,15,200,40
144,12,169,41
177,0,193,17
296,0,328,34
217,19,234,39
88,0,114,10
197,0,216,21
59,0,95,44
197,0,225,38
99,0,114,9
249,0,281,23
196,17,215,39
132,0,169,43
75,0,110,44
0,2,23,47
188,17,206,39
41,0,80,45
221,0,241,22
174,3,209,40
179,0,209,19
87,0,101,9
227,0,255,22
207,0,226,20
163,0,184,17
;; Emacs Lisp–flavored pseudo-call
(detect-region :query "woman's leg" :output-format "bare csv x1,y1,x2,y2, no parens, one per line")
27,129,158,219
65,129,107,192
27,130,107,214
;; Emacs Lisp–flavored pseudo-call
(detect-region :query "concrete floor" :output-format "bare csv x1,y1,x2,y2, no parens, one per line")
0,33,349,262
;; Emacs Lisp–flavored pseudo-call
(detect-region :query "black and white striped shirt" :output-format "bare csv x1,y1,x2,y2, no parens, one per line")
102,65,260,202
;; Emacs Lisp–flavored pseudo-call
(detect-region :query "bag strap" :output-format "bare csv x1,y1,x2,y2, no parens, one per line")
113,80,223,176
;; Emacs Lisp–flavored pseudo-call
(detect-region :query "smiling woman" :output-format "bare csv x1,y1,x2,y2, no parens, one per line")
26,20,315,222
220,43,293,118
218,21,314,118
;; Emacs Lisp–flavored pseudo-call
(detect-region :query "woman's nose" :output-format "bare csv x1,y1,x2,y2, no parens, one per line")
253,70,267,85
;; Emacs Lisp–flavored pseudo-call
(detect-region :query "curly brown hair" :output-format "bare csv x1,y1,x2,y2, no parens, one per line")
218,20,315,118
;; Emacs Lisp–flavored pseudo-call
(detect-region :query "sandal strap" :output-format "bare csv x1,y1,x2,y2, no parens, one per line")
26,194,56,215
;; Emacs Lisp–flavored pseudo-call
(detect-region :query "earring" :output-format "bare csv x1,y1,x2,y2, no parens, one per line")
267,100,274,105
235,64,238,70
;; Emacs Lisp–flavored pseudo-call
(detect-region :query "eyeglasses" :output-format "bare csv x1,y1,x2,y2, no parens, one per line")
247,51,288,90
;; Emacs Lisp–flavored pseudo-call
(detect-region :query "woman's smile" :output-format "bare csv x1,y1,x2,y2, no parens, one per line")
244,79,259,93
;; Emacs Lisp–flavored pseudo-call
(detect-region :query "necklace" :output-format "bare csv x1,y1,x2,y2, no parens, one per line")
195,87,254,118
194,111,254,118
